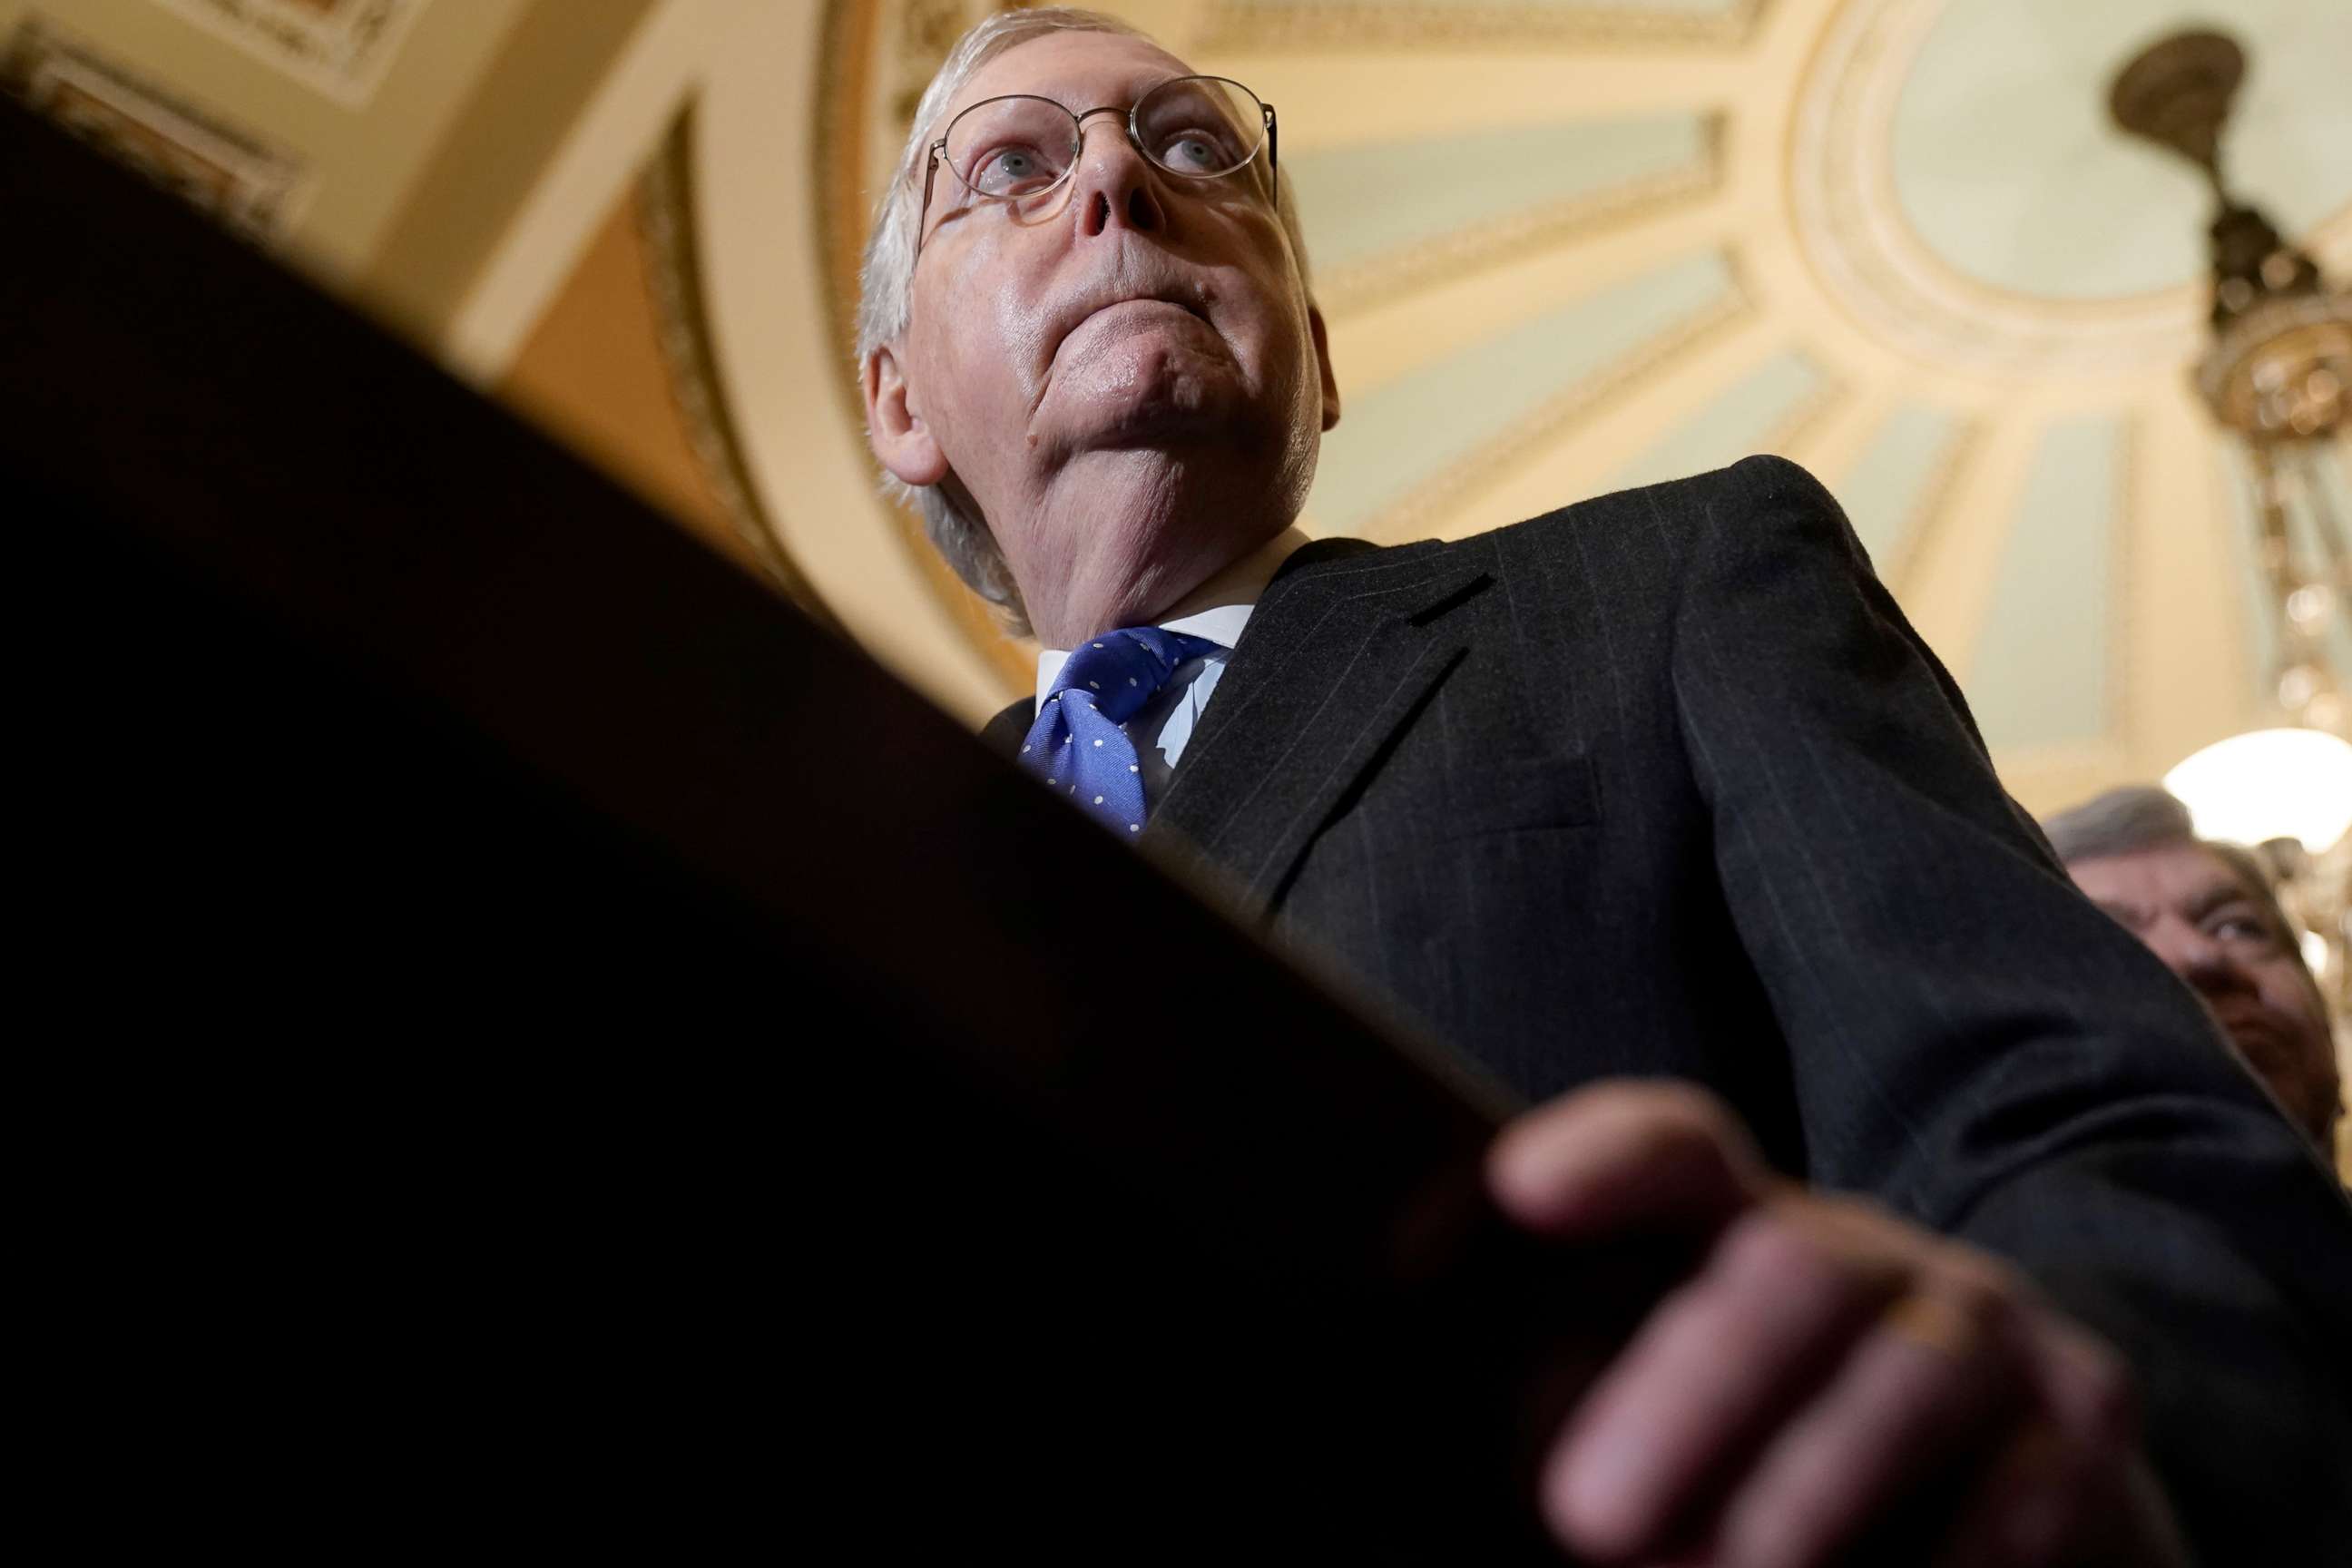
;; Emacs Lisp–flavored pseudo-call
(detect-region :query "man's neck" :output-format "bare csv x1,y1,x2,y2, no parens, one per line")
1026,524,1313,649
1152,526,1311,628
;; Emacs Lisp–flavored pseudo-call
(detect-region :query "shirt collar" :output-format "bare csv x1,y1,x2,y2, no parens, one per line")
1034,601,1259,713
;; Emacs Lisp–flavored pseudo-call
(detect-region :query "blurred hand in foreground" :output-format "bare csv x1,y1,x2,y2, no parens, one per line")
1488,1082,2192,1567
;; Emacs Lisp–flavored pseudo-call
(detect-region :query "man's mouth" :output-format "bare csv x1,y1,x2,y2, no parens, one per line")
1080,297,1205,336
1047,281,1213,368
2211,1005,2290,1059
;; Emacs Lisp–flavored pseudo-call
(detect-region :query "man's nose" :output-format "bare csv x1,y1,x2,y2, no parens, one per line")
1069,112,1166,240
2148,922,2249,999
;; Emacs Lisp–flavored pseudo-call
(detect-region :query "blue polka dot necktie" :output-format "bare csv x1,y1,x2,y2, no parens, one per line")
1019,627,1222,836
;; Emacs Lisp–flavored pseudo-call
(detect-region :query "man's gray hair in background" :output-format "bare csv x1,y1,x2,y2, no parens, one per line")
2043,785,2200,867
856,5,1316,638
2043,785,2301,956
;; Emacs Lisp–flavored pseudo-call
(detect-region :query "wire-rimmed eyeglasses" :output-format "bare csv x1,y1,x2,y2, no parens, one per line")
916,75,1276,262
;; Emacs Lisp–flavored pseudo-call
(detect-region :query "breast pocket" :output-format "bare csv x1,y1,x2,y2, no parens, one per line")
1432,752,1601,841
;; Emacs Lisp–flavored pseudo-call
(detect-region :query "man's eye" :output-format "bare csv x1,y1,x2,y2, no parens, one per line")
1156,131,1230,172
970,144,1061,195
2212,915,2278,947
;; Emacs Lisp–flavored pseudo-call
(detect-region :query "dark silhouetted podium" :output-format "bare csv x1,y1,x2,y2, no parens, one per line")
4,101,1643,1560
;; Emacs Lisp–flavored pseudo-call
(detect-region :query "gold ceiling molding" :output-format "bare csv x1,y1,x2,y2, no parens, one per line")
637,106,836,626
2107,414,2141,757
1196,0,1775,53
886,0,997,125
1759,366,1850,466
1361,256,1756,541
1316,114,1726,321
818,0,1043,688
1966,414,2141,769
1789,0,2200,380
1878,415,1982,599
816,0,879,397
148,0,425,106
0,14,306,242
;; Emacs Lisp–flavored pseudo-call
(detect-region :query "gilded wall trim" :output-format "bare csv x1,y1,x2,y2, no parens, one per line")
150,0,425,106
1880,415,1981,600
1759,372,1853,467
2106,414,2140,753
817,0,1036,690
0,14,306,241
637,108,837,625
1198,0,1772,53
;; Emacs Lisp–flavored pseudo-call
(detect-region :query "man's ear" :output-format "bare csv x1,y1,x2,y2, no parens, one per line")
1308,302,1341,432
862,342,949,486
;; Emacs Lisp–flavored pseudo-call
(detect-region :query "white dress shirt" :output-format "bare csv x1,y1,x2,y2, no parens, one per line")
1035,601,1256,811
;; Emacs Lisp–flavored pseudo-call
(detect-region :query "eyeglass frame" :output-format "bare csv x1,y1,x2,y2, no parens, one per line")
914,76,1277,265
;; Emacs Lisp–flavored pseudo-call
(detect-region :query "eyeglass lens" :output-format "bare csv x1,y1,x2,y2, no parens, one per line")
940,77,1265,201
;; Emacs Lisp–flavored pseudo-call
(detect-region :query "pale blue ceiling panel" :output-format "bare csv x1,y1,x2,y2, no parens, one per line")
1967,416,2123,752
1604,347,1828,493
1310,248,1737,533
1288,111,1715,278
1835,404,1963,575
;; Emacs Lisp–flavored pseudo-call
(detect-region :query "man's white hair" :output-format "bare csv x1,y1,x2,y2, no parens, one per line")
856,5,1315,637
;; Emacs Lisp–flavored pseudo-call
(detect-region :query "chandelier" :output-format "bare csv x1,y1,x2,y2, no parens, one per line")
2110,30,2352,738
2110,31,2351,1036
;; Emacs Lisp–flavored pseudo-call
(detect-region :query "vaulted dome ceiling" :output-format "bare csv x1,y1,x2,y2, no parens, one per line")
16,0,2346,816
697,0,2352,812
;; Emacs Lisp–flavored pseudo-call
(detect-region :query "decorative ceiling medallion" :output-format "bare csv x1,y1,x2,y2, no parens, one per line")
1,15,305,240
1789,0,2201,379
1197,0,1773,53
1315,115,1726,319
149,0,426,106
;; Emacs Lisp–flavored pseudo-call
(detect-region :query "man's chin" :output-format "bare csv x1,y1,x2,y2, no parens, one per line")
1038,346,1258,449
2220,1013,2330,1089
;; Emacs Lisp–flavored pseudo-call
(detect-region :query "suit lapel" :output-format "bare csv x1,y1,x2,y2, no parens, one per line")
1147,538,1493,915
980,695,1037,761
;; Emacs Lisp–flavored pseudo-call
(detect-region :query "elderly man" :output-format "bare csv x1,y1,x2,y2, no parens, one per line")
2044,786,2343,1154
859,9,2351,1563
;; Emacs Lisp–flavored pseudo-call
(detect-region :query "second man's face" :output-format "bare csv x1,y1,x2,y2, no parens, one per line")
2069,841,2340,1145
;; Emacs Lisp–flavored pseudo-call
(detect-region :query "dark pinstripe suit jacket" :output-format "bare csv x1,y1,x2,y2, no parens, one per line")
984,456,2352,1559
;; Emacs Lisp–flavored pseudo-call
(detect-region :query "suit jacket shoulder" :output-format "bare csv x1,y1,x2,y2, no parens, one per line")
961,459,2352,1562
1486,453,1859,576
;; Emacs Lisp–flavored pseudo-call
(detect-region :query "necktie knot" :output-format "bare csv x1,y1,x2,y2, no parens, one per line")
1021,626,1222,834
1044,626,1220,725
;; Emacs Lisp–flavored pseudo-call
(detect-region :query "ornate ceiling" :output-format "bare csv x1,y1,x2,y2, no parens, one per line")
11,0,2350,817
770,0,2352,814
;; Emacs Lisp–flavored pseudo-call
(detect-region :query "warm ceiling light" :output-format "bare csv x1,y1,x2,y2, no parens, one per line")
2163,729,2352,851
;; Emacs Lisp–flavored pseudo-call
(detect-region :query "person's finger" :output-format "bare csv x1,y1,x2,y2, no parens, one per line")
1916,1308,2181,1568
1486,1080,1769,1240
1712,1280,2026,1568
2023,1313,2140,1465
1541,1209,1893,1560
1922,1420,2092,1568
